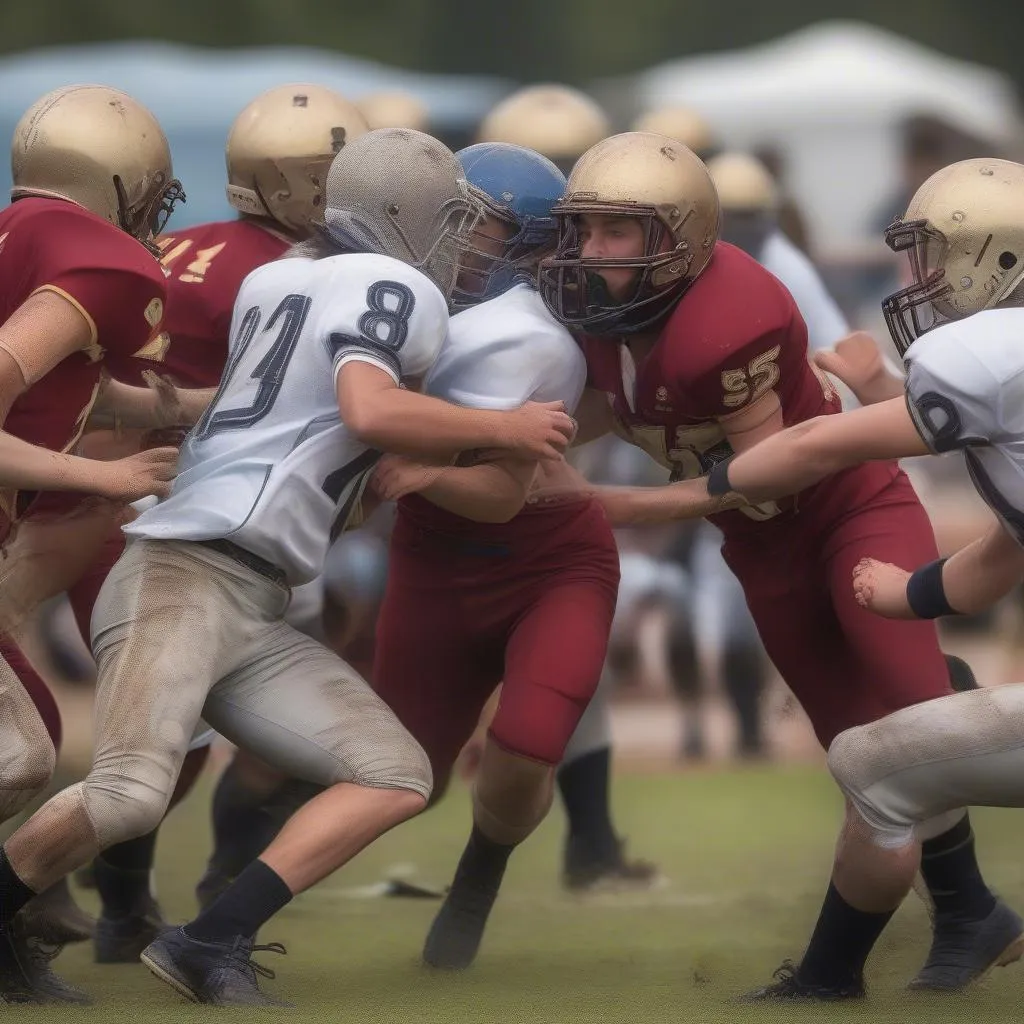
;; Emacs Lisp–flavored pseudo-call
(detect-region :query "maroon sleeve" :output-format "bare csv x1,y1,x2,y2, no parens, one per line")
663,246,808,419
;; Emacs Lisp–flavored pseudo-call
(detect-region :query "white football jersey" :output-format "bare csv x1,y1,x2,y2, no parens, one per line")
127,252,448,584
905,308,1024,542
427,282,586,412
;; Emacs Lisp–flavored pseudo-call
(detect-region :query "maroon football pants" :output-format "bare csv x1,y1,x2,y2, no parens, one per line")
373,499,620,796
723,470,953,747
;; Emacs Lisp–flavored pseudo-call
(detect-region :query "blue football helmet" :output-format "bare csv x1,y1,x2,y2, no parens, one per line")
453,142,567,307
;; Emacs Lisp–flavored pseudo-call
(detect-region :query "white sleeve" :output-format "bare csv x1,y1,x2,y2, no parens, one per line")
761,233,849,352
904,328,1001,453
325,261,448,386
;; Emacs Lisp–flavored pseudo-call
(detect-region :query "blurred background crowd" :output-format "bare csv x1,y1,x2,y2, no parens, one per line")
6,2,1022,770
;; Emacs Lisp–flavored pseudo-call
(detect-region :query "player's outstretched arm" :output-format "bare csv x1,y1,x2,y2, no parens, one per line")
0,433,177,499
337,361,574,461
373,452,537,523
813,331,905,406
590,394,928,527
854,519,1024,620
724,396,928,503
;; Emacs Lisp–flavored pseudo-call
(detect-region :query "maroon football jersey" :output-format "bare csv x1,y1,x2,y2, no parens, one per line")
154,219,291,388
581,242,899,539
0,197,168,454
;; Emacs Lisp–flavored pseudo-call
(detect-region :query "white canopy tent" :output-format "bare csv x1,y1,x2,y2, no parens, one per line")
624,22,1022,255
0,41,510,226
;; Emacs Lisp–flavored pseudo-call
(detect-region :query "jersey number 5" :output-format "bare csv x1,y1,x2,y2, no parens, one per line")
720,346,781,409
194,293,311,441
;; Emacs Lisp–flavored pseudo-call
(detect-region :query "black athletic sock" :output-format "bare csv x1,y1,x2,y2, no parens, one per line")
204,763,283,881
920,814,996,920
184,860,293,944
0,848,37,928
797,882,894,988
450,825,514,897
94,829,159,919
558,747,619,865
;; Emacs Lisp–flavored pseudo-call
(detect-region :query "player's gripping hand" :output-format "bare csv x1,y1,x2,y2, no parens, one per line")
96,447,179,502
372,454,449,501
852,557,915,618
501,400,577,460
814,331,898,406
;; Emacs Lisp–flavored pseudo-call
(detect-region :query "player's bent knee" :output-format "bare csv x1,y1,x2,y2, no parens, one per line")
80,767,175,848
344,733,434,804
829,727,916,849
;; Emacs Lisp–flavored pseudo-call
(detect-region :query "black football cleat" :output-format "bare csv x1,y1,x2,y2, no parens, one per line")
741,960,865,1001
422,881,500,970
0,920,93,1004
94,893,168,964
141,927,292,1007
15,930,92,1004
909,898,1024,990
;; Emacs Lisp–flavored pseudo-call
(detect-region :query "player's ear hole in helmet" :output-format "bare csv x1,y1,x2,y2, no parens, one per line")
538,132,720,334
882,158,1024,356
297,129,484,301
450,142,567,310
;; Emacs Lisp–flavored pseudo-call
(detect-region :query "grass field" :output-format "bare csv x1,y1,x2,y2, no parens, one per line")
27,762,1024,1022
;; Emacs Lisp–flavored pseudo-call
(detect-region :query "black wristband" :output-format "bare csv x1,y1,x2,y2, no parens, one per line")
905,558,959,619
707,456,735,496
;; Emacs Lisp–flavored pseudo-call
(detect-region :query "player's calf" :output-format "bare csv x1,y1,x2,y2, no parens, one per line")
424,743,554,971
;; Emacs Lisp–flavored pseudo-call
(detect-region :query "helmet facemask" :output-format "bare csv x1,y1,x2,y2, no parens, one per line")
451,185,557,310
116,171,185,253
538,204,695,333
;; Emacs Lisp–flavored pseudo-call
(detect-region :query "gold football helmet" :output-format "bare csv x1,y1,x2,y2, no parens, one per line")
226,84,369,236
631,106,715,157
884,158,1024,355
707,152,778,212
11,84,182,244
355,90,429,132
477,85,610,169
538,131,720,333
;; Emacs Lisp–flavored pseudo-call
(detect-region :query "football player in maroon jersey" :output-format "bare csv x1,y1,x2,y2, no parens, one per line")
537,131,1019,999
0,83,206,1004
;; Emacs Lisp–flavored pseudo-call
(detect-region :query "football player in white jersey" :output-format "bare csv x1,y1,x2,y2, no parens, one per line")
0,129,576,1007
656,157,1024,989
369,142,621,968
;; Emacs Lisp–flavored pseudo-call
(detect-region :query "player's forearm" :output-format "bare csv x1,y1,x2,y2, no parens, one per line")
593,479,745,526
940,523,1024,615
348,390,520,460
89,379,215,429
421,463,532,524
0,432,111,494
723,417,854,502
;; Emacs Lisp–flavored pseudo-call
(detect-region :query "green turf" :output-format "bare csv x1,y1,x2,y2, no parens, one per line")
33,763,1024,1020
